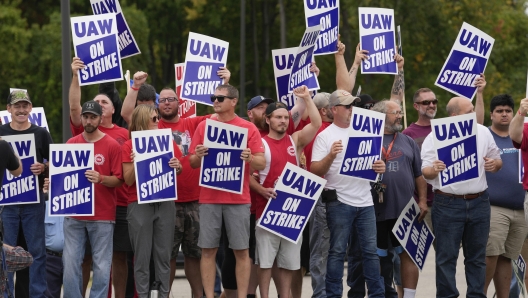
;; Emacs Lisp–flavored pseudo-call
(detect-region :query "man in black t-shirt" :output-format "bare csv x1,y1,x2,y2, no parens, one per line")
0,139,22,184
0,90,52,297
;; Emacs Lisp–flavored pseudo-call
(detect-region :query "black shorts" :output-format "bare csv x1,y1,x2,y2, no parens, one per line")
376,219,400,250
249,213,256,262
113,206,133,252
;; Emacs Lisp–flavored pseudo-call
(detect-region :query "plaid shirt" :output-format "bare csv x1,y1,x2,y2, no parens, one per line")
0,246,33,293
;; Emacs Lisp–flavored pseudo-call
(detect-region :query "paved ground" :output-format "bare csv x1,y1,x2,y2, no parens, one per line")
83,249,498,297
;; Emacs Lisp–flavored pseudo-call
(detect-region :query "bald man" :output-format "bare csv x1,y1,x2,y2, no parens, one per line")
421,97,502,298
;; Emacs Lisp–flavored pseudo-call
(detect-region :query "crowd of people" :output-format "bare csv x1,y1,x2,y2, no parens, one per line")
1,39,528,298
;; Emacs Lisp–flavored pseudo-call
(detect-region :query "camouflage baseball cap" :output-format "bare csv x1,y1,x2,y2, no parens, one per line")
8,90,32,105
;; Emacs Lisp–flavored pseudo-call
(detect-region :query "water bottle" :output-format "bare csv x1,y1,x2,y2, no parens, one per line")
149,281,161,298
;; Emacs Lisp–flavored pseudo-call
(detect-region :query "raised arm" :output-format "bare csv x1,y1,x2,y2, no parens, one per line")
293,86,321,150
474,74,486,125
121,71,148,125
348,44,368,94
69,57,85,127
335,41,351,91
390,52,404,104
217,67,231,85
510,98,528,144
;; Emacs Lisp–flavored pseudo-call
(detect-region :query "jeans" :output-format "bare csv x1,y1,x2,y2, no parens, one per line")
432,191,490,298
1,199,47,297
309,198,329,298
62,218,114,298
347,228,399,298
326,201,384,298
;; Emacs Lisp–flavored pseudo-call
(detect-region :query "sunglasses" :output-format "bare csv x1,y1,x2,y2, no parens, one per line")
418,99,438,106
152,114,160,122
210,95,235,103
159,97,178,104
337,103,353,109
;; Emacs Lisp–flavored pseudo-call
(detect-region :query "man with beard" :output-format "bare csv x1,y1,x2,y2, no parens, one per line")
0,90,52,297
62,100,124,297
156,87,212,298
69,57,131,298
371,100,428,298
252,86,321,298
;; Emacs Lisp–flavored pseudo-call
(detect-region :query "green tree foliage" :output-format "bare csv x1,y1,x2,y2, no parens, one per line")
0,0,527,140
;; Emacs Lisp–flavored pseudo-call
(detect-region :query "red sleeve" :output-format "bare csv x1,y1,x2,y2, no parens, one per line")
514,123,528,150
109,142,123,180
172,141,183,159
247,126,264,154
122,141,133,163
190,115,212,130
69,117,84,136
188,122,205,155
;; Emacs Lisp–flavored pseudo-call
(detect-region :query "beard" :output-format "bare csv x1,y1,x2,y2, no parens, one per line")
420,108,437,119
84,124,98,133
253,114,268,131
160,108,178,121
385,122,402,133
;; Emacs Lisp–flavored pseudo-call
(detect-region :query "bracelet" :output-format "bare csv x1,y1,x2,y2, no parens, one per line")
99,175,104,184
130,86,139,91
247,154,254,164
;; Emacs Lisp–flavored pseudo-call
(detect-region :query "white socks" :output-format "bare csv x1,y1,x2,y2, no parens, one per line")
403,288,416,298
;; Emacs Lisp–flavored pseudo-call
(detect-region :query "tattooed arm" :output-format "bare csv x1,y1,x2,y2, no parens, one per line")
390,53,405,104
349,43,368,93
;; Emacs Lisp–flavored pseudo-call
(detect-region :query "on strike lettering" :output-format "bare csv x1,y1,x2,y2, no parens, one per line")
282,169,322,197
262,210,306,229
0,176,36,201
52,187,91,212
140,171,174,198
51,150,90,167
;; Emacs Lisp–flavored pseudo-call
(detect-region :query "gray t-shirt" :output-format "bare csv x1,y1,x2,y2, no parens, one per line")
374,132,422,221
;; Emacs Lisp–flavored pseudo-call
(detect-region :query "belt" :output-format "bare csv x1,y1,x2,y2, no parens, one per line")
46,249,62,257
434,190,485,200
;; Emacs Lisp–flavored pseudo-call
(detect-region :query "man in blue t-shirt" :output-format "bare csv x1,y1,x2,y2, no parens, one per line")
484,94,528,297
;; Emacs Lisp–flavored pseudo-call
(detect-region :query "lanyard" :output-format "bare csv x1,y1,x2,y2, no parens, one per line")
381,133,398,161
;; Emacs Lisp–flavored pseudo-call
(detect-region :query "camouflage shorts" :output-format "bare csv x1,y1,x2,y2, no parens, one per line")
171,201,201,259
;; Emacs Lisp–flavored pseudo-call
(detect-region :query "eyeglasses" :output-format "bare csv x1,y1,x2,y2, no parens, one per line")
418,99,438,106
159,97,178,104
388,111,405,116
337,103,353,109
151,115,160,122
210,95,235,103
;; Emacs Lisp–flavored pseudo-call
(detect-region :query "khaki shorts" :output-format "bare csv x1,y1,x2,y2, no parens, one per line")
255,226,301,270
486,205,528,259
171,201,201,259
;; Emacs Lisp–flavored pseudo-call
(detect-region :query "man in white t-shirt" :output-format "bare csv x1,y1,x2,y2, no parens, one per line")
421,97,502,298
311,90,386,298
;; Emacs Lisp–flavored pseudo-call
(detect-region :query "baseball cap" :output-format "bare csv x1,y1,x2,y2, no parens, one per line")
312,92,331,109
329,90,359,107
247,95,274,110
357,94,376,108
265,102,288,116
8,90,32,105
81,100,102,116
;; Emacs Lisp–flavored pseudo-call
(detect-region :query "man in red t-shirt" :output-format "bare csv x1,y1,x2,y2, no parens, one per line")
62,101,124,297
156,87,210,297
70,57,131,298
189,84,266,298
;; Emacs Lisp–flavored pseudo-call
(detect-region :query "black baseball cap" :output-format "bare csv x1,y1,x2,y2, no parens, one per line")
247,95,274,110
265,102,288,116
81,100,102,116
357,94,376,107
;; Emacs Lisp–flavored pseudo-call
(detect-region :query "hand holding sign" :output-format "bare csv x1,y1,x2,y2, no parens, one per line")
474,74,486,94
418,200,428,222
85,169,103,184
30,162,46,176
309,62,320,77
71,57,85,76
336,41,345,56
258,186,277,200
354,43,369,66
169,157,182,174
431,160,446,174
195,145,209,158
217,67,231,84
240,148,252,162
394,51,404,70
372,159,386,173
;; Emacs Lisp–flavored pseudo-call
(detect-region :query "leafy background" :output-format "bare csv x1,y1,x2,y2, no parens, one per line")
1,0,527,142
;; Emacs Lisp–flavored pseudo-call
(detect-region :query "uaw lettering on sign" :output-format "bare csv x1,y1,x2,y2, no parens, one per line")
182,33,229,106
513,255,527,296
49,144,95,216
200,119,247,194
288,25,321,92
340,108,385,181
358,7,397,74
175,63,196,118
71,14,123,86
392,199,435,271
0,134,39,205
435,22,494,100
132,129,177,204
431,113,479,187
0,107,50,132
304,0,339,55
258,162,326,244
90,0,140,58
